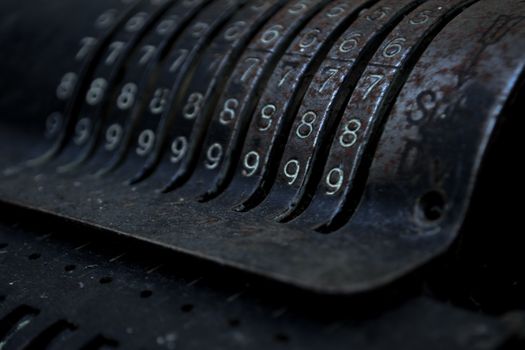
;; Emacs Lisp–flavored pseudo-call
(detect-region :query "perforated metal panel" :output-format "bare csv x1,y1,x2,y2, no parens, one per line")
0,204,521,349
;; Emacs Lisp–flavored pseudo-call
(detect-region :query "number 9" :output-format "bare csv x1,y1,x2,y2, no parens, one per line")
73,118,91,146
283,159,300,185
136,130,155,156
326,168,344,195
170,136,187,163
205,143,223,170
243,151,260,177
105,124,123,151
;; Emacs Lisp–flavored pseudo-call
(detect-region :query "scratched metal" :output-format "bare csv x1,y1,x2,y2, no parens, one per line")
0,0,525,294
292,0,478,230
247,0,424,218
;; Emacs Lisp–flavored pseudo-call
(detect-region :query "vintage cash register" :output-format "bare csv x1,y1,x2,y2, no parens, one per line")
0,0,524,348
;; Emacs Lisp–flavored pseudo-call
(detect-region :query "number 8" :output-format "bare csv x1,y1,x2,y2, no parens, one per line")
183,92,204,120
219,98,239,125
117,82,138,110
296,111,316,139
339,119,362,148
86,78,107,106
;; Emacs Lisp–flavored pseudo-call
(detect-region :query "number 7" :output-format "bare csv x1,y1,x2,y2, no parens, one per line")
319,68,339,93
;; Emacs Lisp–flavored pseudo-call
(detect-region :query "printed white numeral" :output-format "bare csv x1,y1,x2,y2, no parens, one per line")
106,41,125,65
251,0,269,11
149,88,170,114
258,104,276,132
296,111,316,139
169,49,189,73
283,159,300,185
116,82,138,110
224,21,246,41
105,124,123,151
240,57,261,83
191,22,209,38
76,37,97,61
339,119,362,148
320,68,339,93
170,136,187,163
126,12,148,32
86,78,107,105
410,9,433,25
382,37,406,58
288,0,309,14
366,7,390,22
260,24,283,45
299,29,320,50
56,72,77,100
136,129,155,156
278,66,295,87
95,9,117,29
243,151,260,177
183,92,204,120
219,98,239,125
339,33,362,53
326,168,344,195
74,118,91,145
205,143,223,170
157,15,178,35
362,74,384,100
139,45,157,65
326,4,347,18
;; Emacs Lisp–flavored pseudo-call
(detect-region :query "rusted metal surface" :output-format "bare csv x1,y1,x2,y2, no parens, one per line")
0,0,524,294
291,0,479,230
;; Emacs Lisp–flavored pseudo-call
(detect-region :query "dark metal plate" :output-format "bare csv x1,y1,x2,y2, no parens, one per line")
0,0,524,294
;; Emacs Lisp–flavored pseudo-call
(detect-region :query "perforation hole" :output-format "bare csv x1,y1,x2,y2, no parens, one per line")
417,190,446,223
140,290,153,299
274,333,290,344
228,318,241,327
99,276,113,284
64,264,76,272
180,304,194,313
28,253,41,260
